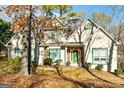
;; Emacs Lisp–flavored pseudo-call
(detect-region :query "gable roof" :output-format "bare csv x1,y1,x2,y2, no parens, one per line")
67,18,119,44
5,31,45,47
4,33,16,47
5,16,67,46
5,17,119,47
88,19,119,44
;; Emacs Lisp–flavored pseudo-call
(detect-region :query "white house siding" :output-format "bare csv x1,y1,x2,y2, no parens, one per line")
38,47,44,65
67,21,91,43
60,48,65,65
84,29,117,72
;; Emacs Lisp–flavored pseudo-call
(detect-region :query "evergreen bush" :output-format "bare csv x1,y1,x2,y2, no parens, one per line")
43,58,53,66
66,61,71,66
114,68,124,76
95,64,104,71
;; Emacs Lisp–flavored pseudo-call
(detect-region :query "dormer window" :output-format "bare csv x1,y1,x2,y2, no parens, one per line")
84,23,92,29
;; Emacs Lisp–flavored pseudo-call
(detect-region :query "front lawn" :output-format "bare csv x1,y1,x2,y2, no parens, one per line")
0,65,124,88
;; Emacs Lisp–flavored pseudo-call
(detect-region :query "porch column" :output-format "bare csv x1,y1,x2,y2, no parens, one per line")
64,47,67,65
8,47,11,58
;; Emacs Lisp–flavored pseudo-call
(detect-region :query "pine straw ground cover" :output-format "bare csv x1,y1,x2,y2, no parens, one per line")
0,65,124,88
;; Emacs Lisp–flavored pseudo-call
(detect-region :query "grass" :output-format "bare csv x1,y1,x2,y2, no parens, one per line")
0,65,124,88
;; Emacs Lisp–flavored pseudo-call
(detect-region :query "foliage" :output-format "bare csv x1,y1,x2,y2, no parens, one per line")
92,12,111,28
0,19,12,53
79,10,87,18
0,56,7,61
92,12,111,22
95,64,104,71
67,12,79,17
43,58,53,66
0,57,21,73
114,68,124,76
4,5,73,75
66,61,71,66
84,63,91,70
55,5,72,17
40,5,56,17
38,5,72,17
54,59,63,65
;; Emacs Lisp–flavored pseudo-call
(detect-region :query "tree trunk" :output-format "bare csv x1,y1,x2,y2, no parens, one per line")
20,48,28,75
19,5,32,75
32,37,39,73
27,5,32,75
108,41,114,72
19,32,29,75
34,37,39,64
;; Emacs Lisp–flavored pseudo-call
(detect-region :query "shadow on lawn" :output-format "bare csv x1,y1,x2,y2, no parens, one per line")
54,65,93,88
54,66,124,87
86,68,124,86
114,75,124,80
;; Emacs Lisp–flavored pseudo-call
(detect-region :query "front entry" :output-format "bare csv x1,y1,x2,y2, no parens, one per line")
66,47,84,67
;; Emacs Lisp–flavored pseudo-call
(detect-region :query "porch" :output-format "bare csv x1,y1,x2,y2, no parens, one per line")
64,46,84,67
46,45,84,67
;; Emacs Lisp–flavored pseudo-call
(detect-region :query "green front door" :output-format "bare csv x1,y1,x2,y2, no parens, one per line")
72,50,78,63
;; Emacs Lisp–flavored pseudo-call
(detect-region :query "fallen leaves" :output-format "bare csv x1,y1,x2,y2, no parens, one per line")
0,66,124,88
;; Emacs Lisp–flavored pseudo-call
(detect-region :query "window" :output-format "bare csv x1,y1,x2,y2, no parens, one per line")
92,48,108,64
11,48,22,57
49,48,60,61
48,31,64,43
84,22,92,29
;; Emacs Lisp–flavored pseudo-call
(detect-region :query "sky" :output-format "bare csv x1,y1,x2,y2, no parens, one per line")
0,5,110,20
72,5,110,17
0,5,123,25
72,5,124,25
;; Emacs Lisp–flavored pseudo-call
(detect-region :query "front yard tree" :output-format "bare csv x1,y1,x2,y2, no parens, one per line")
5,5,34,75
4,5,72,75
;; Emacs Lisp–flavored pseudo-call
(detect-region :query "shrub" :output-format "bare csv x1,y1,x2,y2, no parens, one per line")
121,67,124,73
0,57,21,73
95,64,104,71
66,61,71,66
43,58,53,66
7,57,21,73
0,56,7,61
114,68,124,76
54,59,63,65
84,63,91,70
